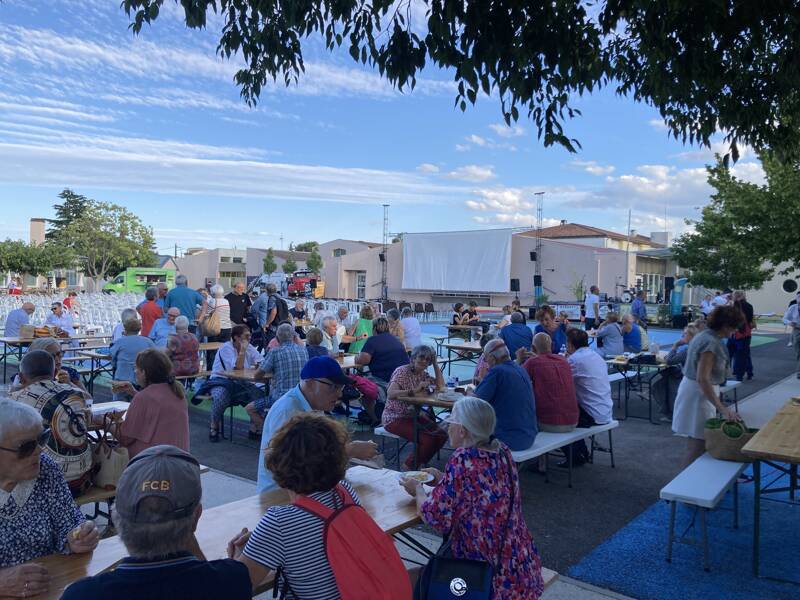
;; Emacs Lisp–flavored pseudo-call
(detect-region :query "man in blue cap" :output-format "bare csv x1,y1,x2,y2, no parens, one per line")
256,356,378,493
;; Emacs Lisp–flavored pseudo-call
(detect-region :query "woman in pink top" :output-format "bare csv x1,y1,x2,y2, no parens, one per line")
112,348,189,459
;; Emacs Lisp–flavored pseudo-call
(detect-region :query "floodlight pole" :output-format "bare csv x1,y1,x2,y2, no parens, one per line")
381,204,389,301
533,192,545,304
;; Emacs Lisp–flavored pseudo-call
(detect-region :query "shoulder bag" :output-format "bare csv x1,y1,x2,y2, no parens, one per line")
202,302,221,337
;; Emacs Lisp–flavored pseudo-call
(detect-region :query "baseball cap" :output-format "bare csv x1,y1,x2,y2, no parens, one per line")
115,445,201,524
300,356,353,385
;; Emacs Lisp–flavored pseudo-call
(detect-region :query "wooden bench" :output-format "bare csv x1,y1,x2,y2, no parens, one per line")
374,426,409,469
608,370,637,411
175,370,212,382
510,420,619,488
659,452,745,571
542,567,559,589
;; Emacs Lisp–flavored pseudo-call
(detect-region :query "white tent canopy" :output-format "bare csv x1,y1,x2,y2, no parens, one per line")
401,229,513,293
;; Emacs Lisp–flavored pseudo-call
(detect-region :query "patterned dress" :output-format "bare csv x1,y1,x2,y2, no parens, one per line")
421,444,544,600
0,454,85,566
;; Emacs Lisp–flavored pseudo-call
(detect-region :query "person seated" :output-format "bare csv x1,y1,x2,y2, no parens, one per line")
498,311,533,358
464,300,481,324
20,337,87,392
355,317,410,385
384,345,447,469
471,331,497,385
595,312,624,358
149,308,180,348
4,302,35,338
320,316,364,355
265,321,304,351
450,302,466,326
44,301,75,337
166,316,201,376
10,351,93,494
254,323,308,416
558,311,572,329
232,414,406,595
110,317,155,401
621,313,642,353
651,325,699,421
255,357,378,493
666,325,698,368
336,306,358,351
112,308,138,343
400,397,544,599
533,305,568,354
564,329,613,467
469,339,537,451
348,305,374,354
137,286,163,338
400,306,422,349
61,445,251,600
0,400,98,592
304,327,329,359
194,325,265,442
519,332,579,433
496,304,512,329
310,301,330,329
386,308,406,347
110,349,189,459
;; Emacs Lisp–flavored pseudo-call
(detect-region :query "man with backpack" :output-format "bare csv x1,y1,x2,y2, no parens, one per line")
250,283,289,349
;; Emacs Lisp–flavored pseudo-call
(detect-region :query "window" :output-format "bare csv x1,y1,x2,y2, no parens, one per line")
783,279,798,293
333,248,346,257
219,271,240,278
232,257,243,263
219,257,231,263
636,273,664,302
356,271,366,300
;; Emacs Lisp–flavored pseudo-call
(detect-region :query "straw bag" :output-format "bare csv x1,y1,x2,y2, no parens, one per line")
201,304,221,337
92,414,129,490
704,418,758,463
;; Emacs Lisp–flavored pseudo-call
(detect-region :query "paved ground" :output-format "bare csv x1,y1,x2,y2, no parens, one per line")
22,328,795,581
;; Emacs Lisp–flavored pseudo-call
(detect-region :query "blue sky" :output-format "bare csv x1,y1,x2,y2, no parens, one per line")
0,0,766,255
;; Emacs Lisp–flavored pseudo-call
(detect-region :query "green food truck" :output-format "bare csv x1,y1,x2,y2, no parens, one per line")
103,268,176,294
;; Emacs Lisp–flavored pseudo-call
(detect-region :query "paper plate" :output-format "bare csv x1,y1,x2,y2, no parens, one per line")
398,471,434,484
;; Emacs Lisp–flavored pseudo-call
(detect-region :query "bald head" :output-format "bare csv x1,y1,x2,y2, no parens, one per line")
21,302,35,314
533,332,552,355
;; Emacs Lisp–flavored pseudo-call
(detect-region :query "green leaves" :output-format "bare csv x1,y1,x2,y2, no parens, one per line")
306,248,323,273
263,248,277,276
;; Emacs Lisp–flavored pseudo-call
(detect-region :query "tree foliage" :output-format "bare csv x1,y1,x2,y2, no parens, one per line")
0,240,75,287
122,0,800,158
672,154,800,290
306,249,323,274
282,255,298,274
263,248,277,275
294,241,318,252
59,200,157,283
46,189,89,242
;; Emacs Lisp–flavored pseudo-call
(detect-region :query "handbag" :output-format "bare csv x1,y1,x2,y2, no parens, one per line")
92,413,129,489
704,418,758,462
202,303,222,337
415,448,514,600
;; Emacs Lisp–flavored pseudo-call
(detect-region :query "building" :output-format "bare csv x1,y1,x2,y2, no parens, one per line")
316,239,383,300
244,248,311,282
175,248,248,289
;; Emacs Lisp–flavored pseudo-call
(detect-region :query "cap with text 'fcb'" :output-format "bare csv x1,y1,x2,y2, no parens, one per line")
115,445,201,524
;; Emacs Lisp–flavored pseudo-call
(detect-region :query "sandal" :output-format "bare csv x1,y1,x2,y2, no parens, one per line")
209,428,220,443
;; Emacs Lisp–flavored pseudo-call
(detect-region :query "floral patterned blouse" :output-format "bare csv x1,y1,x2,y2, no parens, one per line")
421,444,544,600
382,365,435,425
0,454,85,567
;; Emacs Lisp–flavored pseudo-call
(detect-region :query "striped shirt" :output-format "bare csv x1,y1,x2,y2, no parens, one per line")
242,480,361,599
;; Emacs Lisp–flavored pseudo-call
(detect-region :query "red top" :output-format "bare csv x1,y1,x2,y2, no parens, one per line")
138,300,163,337
118,383,189,459
522,354,579,427
167,332,200,376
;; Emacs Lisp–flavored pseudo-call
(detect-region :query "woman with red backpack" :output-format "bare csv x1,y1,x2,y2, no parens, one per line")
227,413,412,599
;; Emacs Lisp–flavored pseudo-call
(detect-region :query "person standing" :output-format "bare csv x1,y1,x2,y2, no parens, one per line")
630,290,648,329
400,306,422,349
164,275,207,334
225,282,252,326
584,285,600,330
156,282,168,309
782,291,800,379
137,287,163,337
729,290,755,381
205,285,232,367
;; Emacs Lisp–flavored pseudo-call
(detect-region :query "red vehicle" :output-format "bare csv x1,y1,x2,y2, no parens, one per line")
286,270,320,298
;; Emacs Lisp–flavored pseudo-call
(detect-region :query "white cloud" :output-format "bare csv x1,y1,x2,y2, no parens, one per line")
730,161,766,185
648,118,668,131
446,165,496,182
673,140,753,163
569,160,615,176
488,123,526,138
416,163,440,173
455,144,470,152
467,134,488,147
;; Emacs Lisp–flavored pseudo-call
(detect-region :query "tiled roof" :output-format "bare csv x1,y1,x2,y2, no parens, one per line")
517,223,663,247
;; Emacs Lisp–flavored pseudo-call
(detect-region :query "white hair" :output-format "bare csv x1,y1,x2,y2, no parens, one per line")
321,316,337,329
276,322,295,342
483,339,510,362
210,284,224,298
450,397,496,446
175,274,188,286
0,399,42,443
120,308,137,321
175,316,190,331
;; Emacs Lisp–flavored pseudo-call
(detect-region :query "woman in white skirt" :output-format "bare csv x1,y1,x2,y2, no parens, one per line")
672,305,744,466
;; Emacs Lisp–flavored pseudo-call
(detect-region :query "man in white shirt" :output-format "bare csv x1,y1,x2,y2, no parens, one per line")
400,306,422,349
45,301,76,336
782,292,800,379
712,290,730,307
564,328,613,466
700,294,714,316
4,302,35,337
584,285,601,330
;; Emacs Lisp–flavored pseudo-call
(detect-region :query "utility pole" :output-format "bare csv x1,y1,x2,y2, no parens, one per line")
625,209,632,289
174,243,177,259
279,234,284,250
533,192,545,304
381,204,389,301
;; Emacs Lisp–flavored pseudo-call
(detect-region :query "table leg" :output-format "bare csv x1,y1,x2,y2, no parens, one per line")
791,464,797,502
447,346,452,376
753,459,761,577
411,405,421,470
1,342,7,383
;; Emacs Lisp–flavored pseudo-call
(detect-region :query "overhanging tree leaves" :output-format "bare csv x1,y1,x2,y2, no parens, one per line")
0,240,75,289
294,241,318,252
60,201,157,284
122,1,800,157
672,155,800,290
46,189,89,242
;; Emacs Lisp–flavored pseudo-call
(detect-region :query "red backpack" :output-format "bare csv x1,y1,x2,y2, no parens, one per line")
288,484,412,600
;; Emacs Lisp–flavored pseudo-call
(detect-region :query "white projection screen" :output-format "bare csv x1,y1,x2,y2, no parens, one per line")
402,229,513,292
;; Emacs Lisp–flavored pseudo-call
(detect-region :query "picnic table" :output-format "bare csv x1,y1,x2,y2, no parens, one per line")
5,466,419,600
0,335,110,382
397,391,464,468
442,340,482,375
742,398,800,581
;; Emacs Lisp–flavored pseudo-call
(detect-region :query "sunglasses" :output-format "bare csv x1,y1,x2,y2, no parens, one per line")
0,428,51,459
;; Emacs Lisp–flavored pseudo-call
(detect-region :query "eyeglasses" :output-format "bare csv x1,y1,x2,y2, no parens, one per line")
313,379,345,392
0,428,51,459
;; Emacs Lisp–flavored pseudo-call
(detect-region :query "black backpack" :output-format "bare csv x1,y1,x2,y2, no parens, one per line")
271,295,290,327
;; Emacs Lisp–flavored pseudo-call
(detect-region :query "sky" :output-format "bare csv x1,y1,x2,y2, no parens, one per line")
0,0,767,256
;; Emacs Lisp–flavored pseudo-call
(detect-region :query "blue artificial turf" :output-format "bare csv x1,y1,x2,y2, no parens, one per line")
568,465,800,600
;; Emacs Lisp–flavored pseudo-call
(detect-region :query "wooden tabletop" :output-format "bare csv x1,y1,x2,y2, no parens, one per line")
220,368,270,381
742,399,800,463
9,466,418,600
443,341,483,352
78,341,225,363
0,335,109,345
90,401,130,416
447,324,482,331
398,392,464,409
